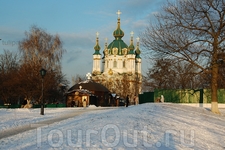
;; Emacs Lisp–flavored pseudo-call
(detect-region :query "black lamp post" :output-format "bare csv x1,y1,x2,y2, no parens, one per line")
40,68,47,115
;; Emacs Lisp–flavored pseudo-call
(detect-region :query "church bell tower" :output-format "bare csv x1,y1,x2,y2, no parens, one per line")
92,32,101,74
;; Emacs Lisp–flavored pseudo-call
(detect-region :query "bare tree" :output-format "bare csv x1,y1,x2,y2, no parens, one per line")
0,50,20,104
141,0,225,114
144,58,201,90
19,26,67,104
71,74,86,85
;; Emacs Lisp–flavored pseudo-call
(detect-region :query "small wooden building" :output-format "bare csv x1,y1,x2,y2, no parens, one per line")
66,79,112,107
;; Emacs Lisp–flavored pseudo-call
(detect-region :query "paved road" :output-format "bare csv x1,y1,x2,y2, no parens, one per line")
0,108,111,139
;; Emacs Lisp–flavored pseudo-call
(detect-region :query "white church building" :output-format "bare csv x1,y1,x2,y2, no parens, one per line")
92,10,142,100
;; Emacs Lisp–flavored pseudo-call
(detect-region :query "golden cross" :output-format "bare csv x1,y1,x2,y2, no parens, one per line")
116,10,122,18
136,37,140,42
130,31,134,37
96,32,99,38
86,72,92,80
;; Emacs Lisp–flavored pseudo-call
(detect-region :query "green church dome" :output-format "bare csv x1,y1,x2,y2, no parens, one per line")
128,33,135,54
135,48,141,58
108,39,128,55
135,37,141,58
113,22,124,39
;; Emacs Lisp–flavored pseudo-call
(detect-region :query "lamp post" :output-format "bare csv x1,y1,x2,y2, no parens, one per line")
40,68,47,115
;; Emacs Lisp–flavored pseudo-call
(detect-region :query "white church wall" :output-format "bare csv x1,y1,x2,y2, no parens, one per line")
93,55,101,73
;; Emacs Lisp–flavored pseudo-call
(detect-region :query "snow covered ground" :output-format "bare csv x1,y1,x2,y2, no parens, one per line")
0,103,225,150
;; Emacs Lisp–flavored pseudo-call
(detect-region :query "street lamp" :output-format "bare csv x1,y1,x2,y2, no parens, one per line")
40,68,47,115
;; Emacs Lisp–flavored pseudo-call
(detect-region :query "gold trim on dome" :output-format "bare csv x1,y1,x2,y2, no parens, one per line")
113,48,118,56
122,48,127,55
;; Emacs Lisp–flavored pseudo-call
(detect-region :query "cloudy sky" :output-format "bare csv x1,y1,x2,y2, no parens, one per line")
0,0,168,85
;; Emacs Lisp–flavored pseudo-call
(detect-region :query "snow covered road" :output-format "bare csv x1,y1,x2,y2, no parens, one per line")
0,107,110,139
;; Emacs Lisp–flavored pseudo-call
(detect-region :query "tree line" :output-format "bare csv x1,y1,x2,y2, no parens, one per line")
0,26,68,105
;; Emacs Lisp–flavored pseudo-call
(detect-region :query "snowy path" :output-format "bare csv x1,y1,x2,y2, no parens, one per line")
0,107,112,139
0,103,224,150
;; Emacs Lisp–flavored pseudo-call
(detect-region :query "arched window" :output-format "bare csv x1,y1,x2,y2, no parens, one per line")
123,60,126,68
113,60,117,68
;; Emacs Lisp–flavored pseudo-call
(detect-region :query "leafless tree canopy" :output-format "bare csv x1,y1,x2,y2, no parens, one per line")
19,26,65,72
143,59,202,91
71,74,86,85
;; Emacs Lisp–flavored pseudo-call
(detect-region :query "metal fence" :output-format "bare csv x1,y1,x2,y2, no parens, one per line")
139,89,225,104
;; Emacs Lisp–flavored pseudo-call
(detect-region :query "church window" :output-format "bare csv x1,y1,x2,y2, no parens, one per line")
113,60,117,68
123,60,126,68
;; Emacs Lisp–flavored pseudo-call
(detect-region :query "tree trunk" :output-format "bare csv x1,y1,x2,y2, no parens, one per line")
211,102,220,114
211,52,220,114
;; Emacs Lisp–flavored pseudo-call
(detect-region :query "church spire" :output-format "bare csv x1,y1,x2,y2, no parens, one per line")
102,38,108,59
93,32,101,55
92,32,101,74
104,38,108,49
135,37,141,58
113,10,124,40
128,31,135,54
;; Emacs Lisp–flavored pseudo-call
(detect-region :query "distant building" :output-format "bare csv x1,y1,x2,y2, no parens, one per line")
66,73,111,107
92,10,142,102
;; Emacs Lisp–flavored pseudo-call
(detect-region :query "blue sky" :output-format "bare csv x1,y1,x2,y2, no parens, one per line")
0,0,167,85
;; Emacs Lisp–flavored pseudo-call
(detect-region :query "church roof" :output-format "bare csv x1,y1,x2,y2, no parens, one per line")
93,10,141,58
68,80,110,92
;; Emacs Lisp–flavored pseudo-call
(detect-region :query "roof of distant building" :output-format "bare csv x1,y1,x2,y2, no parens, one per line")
68,80,110,92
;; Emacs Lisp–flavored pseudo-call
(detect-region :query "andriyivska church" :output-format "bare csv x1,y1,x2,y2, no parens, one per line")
92,10,142,100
